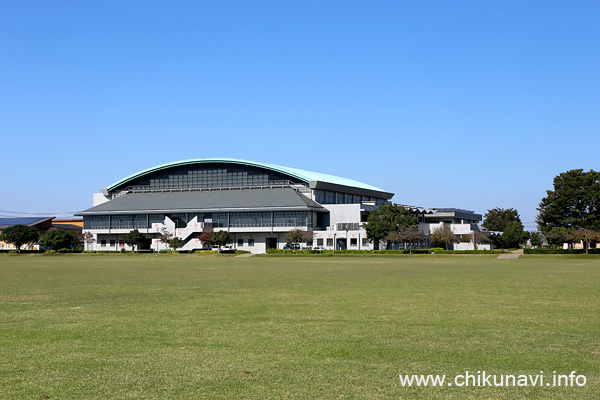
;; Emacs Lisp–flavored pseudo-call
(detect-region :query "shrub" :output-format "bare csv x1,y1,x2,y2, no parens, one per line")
193,250,217,254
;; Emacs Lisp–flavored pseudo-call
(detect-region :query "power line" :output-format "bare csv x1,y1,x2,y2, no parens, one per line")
0,210,81,215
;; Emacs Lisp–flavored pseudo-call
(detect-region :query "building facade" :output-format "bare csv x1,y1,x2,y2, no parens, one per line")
78,158,394,253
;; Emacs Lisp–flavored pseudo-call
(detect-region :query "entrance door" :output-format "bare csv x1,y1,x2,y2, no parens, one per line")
336,238,347,250
266,237,277,251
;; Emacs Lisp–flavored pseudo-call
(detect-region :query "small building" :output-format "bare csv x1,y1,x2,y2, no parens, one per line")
393,206,491,250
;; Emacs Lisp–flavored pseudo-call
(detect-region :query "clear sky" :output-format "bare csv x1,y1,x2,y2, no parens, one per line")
1,1,598,229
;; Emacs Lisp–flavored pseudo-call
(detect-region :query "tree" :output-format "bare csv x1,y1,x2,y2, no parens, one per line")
482,208,521,232
429,225,457,250
83,231,96,249
198,230,213,249
472,230,491,250
537,169,600,232
544,226,572,248
363,203,418,250
388,227,423,253
462,231,491,249
570,229,600,254
529,231,543,248
502,221,529,248
168,237,185,251
40,229,77,250
157,227,173,251
123,229,146,252
285,229,313,245
400,227,423,253
209,230,230,247
0,225,39,252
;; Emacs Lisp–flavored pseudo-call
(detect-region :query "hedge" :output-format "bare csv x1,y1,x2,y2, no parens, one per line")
266,248,504,255
524,248,600,254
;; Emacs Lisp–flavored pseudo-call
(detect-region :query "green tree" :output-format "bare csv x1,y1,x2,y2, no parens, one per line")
0,225,39,252
209,230,230,247
537,169,600,232
502,221,529,248
123,229,146,252
429,225,457,250
363,203,418,250
168,237,185,251
482,208,521,232
544,226,572,248
40,229,77,250
529,231,543,248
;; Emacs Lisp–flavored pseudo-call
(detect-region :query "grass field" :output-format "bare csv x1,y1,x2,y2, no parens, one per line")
1,254,598,399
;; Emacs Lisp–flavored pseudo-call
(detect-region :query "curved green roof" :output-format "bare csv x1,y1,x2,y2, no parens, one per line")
106,158,386,192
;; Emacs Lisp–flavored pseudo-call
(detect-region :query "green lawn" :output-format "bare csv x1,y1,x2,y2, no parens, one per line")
1,254,598,399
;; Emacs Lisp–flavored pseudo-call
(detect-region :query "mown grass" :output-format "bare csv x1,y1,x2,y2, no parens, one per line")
0,254,598,399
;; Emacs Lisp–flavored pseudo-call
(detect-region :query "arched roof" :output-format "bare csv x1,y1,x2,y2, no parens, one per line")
106,158,385,192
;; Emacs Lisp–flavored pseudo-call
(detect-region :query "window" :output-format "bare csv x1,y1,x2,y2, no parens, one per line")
326,238,333,247
325,191,335,204
110,240,115,247
148,214,164,227
273,212,307,227
316,238,323,246
362,238,369,246
101,240,106,247
168,214,188,229
230,212,271,227
350,238,357,246
127,166,302,191
314,190,325,203
119,240,124,247
237,238,244,246
84,215,110,229
248,239,254,246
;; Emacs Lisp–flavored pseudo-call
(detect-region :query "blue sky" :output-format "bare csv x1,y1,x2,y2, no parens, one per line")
1,1,598,229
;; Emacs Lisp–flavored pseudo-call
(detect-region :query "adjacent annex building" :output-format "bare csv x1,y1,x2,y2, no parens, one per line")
77,158,394,253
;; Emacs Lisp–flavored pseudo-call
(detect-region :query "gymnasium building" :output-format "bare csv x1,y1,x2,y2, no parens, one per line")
77,158,485,253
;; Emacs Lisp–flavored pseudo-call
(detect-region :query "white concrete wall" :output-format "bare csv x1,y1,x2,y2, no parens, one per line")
454,243,492,251
420,222,478,235
92,193,110,206
323,204,362,225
